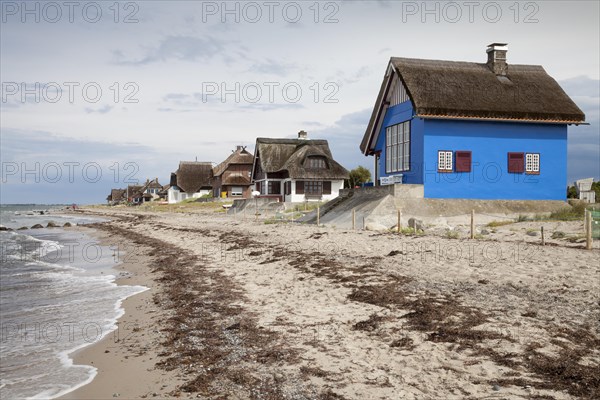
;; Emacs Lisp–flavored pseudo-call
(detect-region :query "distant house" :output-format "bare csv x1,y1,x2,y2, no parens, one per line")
360,43,586,200
575,178,596,203
213,146,254,198
127,185,145,204
106,188,126,205
143,178,163,197
168,162,213,204
251,131,349,202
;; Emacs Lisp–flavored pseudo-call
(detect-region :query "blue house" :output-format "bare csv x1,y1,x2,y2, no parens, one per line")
360,44,586,200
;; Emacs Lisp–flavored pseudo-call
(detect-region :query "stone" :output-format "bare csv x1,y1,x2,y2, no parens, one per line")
30,224,44,229
46,221,58,228
0,225,10,231
551,231,566,239
526,230,538,236
480,229,490,235
365,222,388,232
63,222,72,227
408,218,424,231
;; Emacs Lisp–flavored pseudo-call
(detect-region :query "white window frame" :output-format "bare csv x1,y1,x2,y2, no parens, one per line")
525,153,540,174
385,121,410,173
438,150,453,172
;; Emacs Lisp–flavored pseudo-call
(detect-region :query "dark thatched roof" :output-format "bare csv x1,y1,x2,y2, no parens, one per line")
222,175,251,185
213,147,254,177
173,162,213,194
109,189,126,201
254,138,349,180
361,56,586,154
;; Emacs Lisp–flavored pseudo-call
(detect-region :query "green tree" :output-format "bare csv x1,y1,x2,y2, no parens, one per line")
566,185,578,199
592,181,600,202
346,166,372,188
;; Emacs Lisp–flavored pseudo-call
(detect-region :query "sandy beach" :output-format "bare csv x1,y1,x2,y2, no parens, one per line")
60,207,599,399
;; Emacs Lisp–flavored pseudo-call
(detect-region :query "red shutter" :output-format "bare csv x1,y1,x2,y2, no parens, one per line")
296,181,304,194
455,151,472,172
508,152,525,173
323,181,331,195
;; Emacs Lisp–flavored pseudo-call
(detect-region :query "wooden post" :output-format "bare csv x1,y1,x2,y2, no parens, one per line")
586,210,593,250
352,208,356,231
397,210,401,233
541,226,545,246
470,210,475,239
363,217,365,230
316,206,320,227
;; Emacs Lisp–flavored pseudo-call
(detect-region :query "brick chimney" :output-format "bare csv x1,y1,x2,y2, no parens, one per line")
486,43,508,76
298,130,308,140
236,145,243,151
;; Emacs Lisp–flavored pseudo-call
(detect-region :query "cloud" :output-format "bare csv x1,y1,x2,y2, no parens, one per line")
113,35,226,65
84,105,113,114
0,129,174,204
559,76,600,183
310,108,373,172
248,59,297,77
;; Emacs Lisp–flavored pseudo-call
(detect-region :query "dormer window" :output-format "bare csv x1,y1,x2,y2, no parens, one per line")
306,156,327,169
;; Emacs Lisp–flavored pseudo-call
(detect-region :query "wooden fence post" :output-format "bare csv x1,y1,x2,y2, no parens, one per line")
470,210,475,239
352,208,356,231
317,206,320,227
586,210,593,250
397,210,401,233
541,226,545,246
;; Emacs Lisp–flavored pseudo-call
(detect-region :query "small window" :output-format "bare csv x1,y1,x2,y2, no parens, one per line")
438,150,453,172
231,186,243,196
525,153,540,174
305,181,322,195
268,181,280,195
508,152,525,173
305,157,327,169
455,151,472,173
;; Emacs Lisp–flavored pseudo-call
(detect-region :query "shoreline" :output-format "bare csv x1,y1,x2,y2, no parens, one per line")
58,225,182,400
55,206,599,399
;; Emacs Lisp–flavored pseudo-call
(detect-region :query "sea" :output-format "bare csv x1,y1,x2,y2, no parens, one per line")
0,204,147,399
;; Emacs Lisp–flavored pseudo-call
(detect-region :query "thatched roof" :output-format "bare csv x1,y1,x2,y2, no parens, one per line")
173,162,213,194
361,56,586,154
254,138,349,180
109,188,126,201
213,147,254,177
127,185,143,198
222,175,251,185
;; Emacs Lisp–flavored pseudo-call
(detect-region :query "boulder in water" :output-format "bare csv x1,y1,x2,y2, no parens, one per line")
63,222,72,227
18,226,28,230
0,225,9,231
46,221,59,228
30,224,44,229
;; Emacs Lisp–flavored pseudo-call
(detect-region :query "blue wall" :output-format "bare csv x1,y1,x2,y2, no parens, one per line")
422,119,567,200
375,101,424,184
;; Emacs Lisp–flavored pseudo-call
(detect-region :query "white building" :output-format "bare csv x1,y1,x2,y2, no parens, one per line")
251,131,349,203
168,162,213,204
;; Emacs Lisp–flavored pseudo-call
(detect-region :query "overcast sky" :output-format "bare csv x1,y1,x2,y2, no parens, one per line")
1,0,599,204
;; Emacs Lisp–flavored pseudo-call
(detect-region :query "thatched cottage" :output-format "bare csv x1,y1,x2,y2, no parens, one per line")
106,188,126,205
168,161,213,203
212,146,254,198
360,43,586,200
252,131,349,202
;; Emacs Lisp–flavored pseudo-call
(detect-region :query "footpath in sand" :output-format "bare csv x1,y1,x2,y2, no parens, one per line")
67,207,599,399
